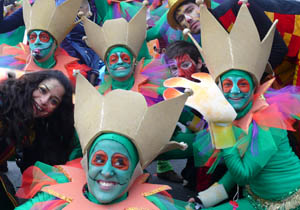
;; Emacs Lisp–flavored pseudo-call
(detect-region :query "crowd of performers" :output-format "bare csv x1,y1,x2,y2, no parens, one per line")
1,0,300,209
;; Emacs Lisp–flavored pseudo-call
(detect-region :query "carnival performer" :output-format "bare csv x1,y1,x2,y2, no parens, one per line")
155,40,207,186
152,0,287,70
93,0,153,61
0,0,91,85
82,1,163,105
82,4,193,183
14,73,194,210
164,1,300,209
0,70,74,208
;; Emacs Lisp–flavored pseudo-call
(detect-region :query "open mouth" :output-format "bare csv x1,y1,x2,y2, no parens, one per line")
97,180,118,191
116,66,126,71
33,101,46,116
229,97,243,101
34,101,43,111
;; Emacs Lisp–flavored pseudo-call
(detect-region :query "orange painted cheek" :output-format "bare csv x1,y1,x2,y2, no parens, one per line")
109,54,118,65
238,80,250,93
29,33,37,43
121,53,131,64
111,154,129,170
39,32,50,43
222,79,233,93
91,151,108,166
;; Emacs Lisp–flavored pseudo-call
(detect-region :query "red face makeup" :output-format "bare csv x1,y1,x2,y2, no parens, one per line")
176,54,197,80
92,150,129,171
222,78,250,93
29,31,50,44
109,53,131,65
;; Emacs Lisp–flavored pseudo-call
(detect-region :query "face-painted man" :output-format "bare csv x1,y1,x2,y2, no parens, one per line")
87,133,138,204
106,46,134,82
168,54,198,80
28,30,57,68
220,70,255,115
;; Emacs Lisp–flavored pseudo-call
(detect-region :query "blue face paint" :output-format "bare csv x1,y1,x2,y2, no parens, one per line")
106,47,134,80
87,139,135,204
221,70,255,112
28,30,55,62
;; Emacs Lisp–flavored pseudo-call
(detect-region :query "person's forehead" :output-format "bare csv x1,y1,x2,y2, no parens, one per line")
39,78,62,89
221,71,253,83
177,2,197,14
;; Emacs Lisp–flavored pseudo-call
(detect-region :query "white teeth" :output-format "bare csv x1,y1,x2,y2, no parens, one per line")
99,181,115,187
35,103,43,111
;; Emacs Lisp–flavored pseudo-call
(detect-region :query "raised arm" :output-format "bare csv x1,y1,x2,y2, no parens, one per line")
0,0,24,33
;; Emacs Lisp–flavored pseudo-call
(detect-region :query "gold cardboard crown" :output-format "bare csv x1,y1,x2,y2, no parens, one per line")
167,0,211,30
75,73,189,169
186,1,277,84
23,0,83,45
82,4,147,61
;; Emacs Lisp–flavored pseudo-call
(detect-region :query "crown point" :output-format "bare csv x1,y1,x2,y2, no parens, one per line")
73,69,80,76
184,88,193,96
142,0,149,6
77,11,84,18
82,36,87,41
238,0,249,6
87,11,93,18
183,28,191,36
196,0,204,6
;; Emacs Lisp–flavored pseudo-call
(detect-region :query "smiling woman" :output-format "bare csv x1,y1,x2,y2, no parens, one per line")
0,70,75,173
32,78,65,118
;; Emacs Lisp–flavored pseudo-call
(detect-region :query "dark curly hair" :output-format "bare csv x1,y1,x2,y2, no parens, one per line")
0,70,75,171
165,40,201,64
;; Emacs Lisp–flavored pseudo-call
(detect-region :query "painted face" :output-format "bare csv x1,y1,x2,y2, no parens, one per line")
221,70,254,112
28,30,56,61
88,139,135,203
168,54,196,80
175,3,200,34
32,78,65,118
106,47,134,81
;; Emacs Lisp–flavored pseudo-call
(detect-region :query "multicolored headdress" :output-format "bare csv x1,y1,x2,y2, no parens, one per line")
82,2,147,61
74,73,189,169
184,0,277,85
23,0,82,45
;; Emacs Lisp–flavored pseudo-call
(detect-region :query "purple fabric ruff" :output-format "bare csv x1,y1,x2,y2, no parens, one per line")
251,120,259,156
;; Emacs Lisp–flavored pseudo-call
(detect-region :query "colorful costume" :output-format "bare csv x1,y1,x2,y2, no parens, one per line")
161,0,287,69
16,73,192,210
164,1,300,209
0,0,90,85
0,43,89,85
15,159,193,210
83,3,163,105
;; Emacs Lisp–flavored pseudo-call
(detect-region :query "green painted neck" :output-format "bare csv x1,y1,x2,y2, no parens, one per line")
33,54,56,69
111,75,135,90
236,101,253,119
86,188,128,205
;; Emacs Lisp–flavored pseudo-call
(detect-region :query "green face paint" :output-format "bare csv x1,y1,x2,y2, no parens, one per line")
87,138,136,204
28,30,56,68
106,47,134,80
221,70,255,112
